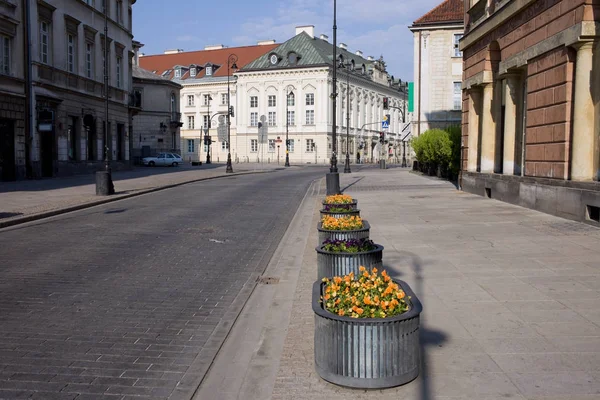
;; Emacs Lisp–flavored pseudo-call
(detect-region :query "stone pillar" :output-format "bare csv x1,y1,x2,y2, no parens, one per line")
467,88,481,172
480,83,496,173
503,75,521,175
571,41,598,181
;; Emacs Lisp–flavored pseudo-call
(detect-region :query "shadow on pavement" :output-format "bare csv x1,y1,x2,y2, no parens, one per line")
0,212,23,220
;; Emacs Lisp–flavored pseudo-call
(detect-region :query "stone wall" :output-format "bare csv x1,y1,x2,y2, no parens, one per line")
0,93,26,180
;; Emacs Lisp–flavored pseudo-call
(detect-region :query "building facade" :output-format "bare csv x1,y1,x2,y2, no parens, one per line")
0,0,135,181
409,0,464,137
460,0,600,223
138,42,278,164
131,42,182,163
237,26,407,165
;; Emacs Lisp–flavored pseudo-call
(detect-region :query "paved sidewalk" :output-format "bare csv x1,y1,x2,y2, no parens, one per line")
200,168,600,400
0,163,284,228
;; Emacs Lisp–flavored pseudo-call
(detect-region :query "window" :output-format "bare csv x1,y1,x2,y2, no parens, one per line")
453,34,463,57
116,0,123,24
190,67,196,77
67,33,75,73
268,95,276,107
84,0,93,5
204,94,211,105
203,115,209,129
116,56,122,88
306,139,315,152
0,35,9,75
188,116,194,129
174,68,181,78
221,93,228,105
250,96,258,108
268,111,276,126
287,111,295,125
40,20,50,64
287,92,295,106
250,139,258,152
305,110,315,125
288,52,298,65
453,82,462,110
170,93,176,113
288,139,295,153
306,93,314,106
268,139,275,152
250,112,258,126
206,65,212,76
187,95,194,106
187,139,195,153
86,42,93,78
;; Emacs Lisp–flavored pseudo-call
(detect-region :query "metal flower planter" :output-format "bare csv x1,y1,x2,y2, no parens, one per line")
317,220,370,245
312,280,422,389
322,200,358,211
316,244,383,280
320,209,361,219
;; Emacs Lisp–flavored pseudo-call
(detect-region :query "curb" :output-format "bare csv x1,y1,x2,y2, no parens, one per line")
0,169,275,229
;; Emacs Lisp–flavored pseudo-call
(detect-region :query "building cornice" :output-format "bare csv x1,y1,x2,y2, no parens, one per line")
409,22,464,32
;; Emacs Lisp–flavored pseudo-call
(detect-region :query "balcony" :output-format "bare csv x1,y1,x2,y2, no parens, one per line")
129,91,142,109
170,112,183,128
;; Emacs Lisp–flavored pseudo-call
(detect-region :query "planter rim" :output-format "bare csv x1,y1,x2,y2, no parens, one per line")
322,200,357,206
317,220,370,233
315,243,383,256
312,279,422,323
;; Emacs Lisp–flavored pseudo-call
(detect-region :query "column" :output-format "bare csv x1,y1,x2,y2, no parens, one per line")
503,75,520,174
467,88,481,172
571,41,598,181
480,83,496,173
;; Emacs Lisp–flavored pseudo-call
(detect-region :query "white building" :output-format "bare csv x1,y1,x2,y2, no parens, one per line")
0,0,136,180
409,0,464,136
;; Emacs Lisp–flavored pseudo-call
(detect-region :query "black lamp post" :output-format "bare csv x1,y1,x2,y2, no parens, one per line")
285,85,293,167
326,0,341,194
226,54,238,173
340,60,351,173
205,94,212,164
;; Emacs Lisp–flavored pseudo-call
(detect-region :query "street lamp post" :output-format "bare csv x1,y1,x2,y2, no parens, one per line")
340,60,351,173
205,95,212,164
226,54,238,173
326,0,341,194
285,85,293,167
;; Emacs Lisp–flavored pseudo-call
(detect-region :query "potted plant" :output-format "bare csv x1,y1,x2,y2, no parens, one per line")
323,194,358,210
316,238,383,280
317,215,370,245
313,268,422,389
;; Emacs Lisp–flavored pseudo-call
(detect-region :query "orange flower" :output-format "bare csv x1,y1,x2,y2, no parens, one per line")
355,307,364,315
333,276,342,284
364,295,372,305
397,291,405,299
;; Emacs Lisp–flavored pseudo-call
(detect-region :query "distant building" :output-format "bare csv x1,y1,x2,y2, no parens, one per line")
409,0,464,136
460,0,600,224
0,0,136,181
130,42,182,163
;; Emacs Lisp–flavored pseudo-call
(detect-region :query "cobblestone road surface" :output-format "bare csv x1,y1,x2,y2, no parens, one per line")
0,168,323,400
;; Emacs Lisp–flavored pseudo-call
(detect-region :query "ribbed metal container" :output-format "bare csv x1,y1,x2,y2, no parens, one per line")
320,209,361,219
312,280,422,389
316,244,383,280
317,221,370,245
322,200,358,211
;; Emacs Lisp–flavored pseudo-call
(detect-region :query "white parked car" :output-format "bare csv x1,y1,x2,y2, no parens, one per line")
142,153,183,167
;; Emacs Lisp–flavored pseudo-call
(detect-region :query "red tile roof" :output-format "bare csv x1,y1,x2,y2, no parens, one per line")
413,0,464,25
138,44,279,80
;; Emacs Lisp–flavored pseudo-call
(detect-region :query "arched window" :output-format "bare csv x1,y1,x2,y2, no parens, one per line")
287,91,295,107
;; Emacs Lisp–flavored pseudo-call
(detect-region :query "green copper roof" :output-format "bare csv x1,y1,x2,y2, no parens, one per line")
241,32,375,72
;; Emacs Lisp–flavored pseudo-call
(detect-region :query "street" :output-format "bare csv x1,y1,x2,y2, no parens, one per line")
0,168,323,400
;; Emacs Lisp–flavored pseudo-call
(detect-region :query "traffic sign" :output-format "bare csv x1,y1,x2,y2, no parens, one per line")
382,114,390,129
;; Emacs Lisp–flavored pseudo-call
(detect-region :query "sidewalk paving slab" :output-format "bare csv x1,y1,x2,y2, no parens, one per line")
198,168,600,400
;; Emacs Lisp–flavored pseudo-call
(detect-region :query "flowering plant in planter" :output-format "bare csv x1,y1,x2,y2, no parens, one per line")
323,204,355,213
321,215,363,231
321,267,409,318
322,238,375,253
324,194,354,204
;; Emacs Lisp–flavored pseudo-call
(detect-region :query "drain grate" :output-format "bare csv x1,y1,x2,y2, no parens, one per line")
257,276,280,285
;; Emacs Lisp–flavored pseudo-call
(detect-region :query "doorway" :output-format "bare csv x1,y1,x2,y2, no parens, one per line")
84,115,96,161
0,119,16,181
117,123,124,161
40,128,55,178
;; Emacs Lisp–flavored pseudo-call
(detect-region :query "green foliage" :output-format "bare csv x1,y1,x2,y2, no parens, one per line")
445,125,462,175
410,129,452,166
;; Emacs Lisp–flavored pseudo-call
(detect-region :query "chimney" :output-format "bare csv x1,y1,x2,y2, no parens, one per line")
164,49,184,54
367,56,374,61
132,41,144,66
320,34,329,42
204,44,226,50
258,40,276,45
339,43,347,50
355,50,363,57
295,25,315,38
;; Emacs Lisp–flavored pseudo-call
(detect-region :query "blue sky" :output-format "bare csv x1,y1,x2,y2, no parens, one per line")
133,0,444,81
